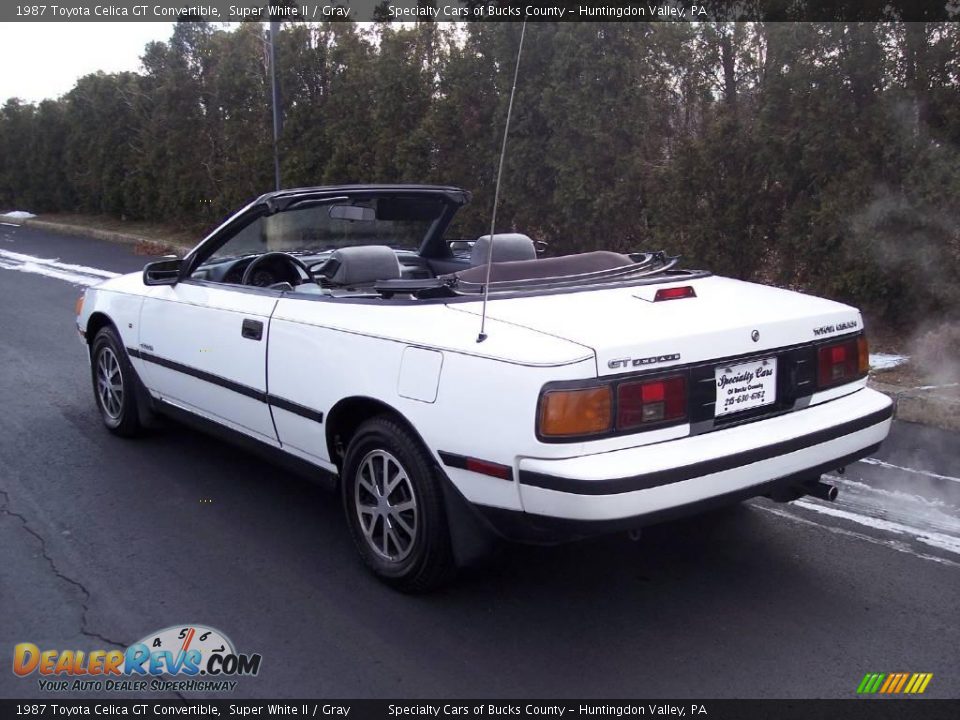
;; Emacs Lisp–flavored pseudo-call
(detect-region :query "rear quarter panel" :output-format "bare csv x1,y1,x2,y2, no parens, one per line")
267,297,597,510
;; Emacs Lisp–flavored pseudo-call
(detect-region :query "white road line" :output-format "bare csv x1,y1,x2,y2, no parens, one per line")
0,248,120,287
0,222,20,227
792,498,960,556
753,503,960,568
860,457,960,484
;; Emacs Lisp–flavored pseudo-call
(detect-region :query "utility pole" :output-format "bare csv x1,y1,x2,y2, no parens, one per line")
268,19,282,191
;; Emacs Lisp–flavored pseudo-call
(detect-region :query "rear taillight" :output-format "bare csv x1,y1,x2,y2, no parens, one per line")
654,286,696,301
617,376,687,429
857,335,870,375
817,336,868,389
538,386,613,438
538,374,687,440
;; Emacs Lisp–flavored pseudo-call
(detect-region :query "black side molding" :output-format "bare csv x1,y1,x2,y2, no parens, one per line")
127,348,323,424
269,394,325,424
518,404,893,496
127,347,263,401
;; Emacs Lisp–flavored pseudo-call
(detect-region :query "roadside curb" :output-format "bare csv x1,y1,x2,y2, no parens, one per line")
19,218,192,254
868,378,960,433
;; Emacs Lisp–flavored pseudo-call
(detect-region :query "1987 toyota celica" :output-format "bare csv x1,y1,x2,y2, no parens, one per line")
76,185,893,591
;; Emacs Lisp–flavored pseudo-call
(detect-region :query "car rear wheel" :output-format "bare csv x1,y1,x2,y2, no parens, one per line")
341,416,455,592
91,326,143,437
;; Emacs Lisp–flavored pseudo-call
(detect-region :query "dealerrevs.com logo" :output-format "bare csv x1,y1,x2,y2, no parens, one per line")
13,624,261,693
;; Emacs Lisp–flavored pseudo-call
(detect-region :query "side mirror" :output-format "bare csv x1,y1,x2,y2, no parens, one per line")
143,256,183,286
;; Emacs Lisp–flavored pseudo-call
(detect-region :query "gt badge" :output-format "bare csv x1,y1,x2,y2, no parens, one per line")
608,353,681,370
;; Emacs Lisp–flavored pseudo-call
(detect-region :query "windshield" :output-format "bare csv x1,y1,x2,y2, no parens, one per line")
211,196,446,260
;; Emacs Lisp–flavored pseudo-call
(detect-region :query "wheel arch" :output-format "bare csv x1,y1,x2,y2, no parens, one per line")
85,311,116,350
327,395,497,570
85,311,156,427
325,396,435,473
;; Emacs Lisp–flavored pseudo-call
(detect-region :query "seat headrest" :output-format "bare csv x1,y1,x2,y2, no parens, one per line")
325,245,401,286
456,250,634,284
470,233,536,266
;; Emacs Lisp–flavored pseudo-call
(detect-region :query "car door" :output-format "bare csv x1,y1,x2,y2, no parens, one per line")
137,282,280,445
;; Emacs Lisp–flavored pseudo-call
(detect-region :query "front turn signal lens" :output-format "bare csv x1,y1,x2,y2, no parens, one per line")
539,386,612,438
75,292,85,317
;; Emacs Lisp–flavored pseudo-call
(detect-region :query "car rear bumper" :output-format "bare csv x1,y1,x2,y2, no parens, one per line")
508,387,892,530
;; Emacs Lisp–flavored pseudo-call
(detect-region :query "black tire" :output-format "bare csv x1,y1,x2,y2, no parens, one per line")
341,415,455,592
90,326,143,437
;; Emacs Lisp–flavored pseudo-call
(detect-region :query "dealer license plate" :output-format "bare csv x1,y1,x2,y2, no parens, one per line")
714,357,778,417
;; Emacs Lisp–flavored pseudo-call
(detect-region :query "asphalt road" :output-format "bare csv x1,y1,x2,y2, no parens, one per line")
1,225,958,700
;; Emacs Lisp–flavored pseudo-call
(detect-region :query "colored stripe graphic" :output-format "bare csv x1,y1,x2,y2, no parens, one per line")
894,673,909,693
857,672,933,694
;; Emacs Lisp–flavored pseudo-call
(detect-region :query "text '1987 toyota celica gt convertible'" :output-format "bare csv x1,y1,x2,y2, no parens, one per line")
76,184,893,591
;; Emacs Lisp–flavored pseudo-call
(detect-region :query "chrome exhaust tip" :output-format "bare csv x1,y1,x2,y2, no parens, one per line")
805,480,838,502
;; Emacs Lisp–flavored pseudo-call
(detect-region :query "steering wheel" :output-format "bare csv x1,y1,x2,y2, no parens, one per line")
241,252,312,287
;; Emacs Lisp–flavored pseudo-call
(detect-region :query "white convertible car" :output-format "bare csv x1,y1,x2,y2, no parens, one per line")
76,184,893,591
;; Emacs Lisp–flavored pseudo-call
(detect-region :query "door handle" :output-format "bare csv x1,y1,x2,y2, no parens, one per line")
241,318,263,341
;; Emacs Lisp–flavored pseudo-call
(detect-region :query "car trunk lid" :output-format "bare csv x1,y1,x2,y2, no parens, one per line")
450,275,862,376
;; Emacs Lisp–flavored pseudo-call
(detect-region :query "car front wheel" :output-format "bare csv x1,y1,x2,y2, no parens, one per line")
341,416,455,592
90,326,143,437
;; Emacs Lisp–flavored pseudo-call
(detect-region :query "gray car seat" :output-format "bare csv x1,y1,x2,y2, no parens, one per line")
470,233,537,266
322,245,401,286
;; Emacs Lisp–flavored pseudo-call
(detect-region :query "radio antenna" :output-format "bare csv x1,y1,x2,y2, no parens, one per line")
477,19,527,343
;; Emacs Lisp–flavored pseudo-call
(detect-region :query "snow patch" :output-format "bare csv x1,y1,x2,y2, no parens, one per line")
0,210,37,220
754,503,960,569
0,249,120,287
792,499,960,556
860,456,960,485
869,352,909,370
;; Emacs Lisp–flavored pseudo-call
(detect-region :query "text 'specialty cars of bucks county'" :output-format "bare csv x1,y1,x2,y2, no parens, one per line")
76,185,893,591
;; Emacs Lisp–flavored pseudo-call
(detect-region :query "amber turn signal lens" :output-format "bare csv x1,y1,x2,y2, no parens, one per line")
539,386,612,437
75,293,85,317
857,335,870,376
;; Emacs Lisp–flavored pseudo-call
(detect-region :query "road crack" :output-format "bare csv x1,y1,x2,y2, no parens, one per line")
0,488,129,648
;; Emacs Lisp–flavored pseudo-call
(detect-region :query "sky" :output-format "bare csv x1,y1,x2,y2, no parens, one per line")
0,23,175,104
